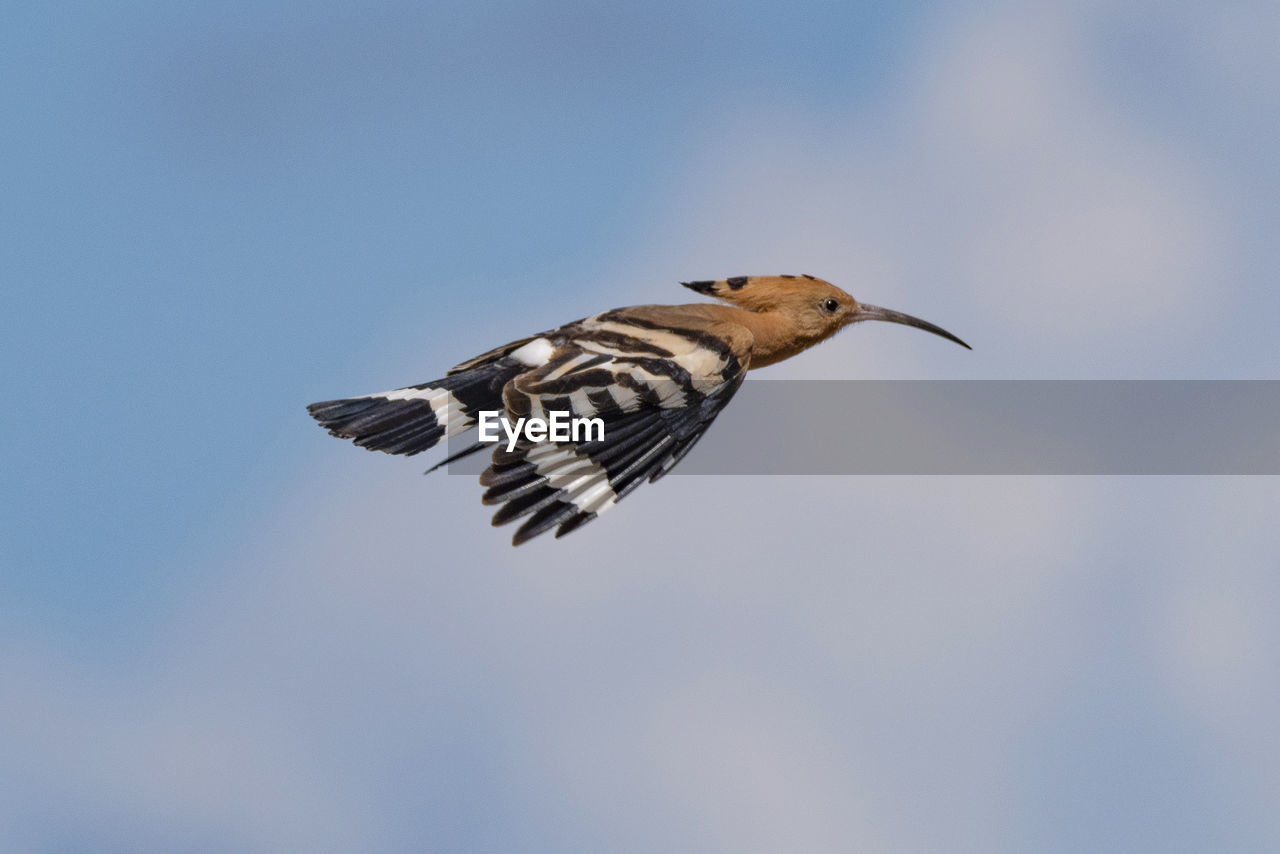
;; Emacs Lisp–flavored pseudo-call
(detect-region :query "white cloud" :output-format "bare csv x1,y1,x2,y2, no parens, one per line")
1148,478,1280,845
626,1,1242,379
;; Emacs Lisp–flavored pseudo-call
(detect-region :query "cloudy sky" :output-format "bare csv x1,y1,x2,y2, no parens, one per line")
3,0,1278,850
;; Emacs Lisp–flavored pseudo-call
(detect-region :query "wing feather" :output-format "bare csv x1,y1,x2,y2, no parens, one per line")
480,316,750,543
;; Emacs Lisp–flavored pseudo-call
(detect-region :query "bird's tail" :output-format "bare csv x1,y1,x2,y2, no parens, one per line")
307,359,517,457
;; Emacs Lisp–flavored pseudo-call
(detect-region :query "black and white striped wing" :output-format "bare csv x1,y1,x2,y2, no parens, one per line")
306,335,558,457
480,314,749,544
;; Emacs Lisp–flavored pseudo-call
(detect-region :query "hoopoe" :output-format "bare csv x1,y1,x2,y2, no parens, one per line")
308,275,969,544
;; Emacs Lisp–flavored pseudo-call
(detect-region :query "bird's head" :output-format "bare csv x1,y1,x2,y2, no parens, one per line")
681,275,971,349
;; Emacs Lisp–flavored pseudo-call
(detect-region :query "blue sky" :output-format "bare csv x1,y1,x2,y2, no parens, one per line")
3,1,1278,851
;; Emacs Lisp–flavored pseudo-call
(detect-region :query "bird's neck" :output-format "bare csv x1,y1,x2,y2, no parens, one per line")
705,305,829,369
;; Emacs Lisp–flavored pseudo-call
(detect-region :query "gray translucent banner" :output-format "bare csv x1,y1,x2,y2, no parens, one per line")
445,381,1279,475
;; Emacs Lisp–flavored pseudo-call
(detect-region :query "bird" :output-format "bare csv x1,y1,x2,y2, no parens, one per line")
308,275,970,544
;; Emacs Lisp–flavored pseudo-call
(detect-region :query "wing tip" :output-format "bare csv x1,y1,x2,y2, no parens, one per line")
306,394,447,456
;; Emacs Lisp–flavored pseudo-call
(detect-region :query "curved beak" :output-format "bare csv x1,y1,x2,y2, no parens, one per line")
854,303,971,350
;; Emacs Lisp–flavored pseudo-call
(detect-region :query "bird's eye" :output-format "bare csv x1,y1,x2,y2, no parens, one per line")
821,298,840,313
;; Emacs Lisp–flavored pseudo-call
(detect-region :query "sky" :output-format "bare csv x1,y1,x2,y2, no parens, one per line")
2,0,1278,850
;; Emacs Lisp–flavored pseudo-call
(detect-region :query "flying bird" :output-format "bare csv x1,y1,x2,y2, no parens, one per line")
308,275,970,544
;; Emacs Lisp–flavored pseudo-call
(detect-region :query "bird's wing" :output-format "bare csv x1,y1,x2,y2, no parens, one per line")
307,354,529,457
480,308,752,544
306,330,570,457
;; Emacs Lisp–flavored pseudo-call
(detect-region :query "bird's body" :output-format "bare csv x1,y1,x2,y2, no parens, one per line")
308,276,969,544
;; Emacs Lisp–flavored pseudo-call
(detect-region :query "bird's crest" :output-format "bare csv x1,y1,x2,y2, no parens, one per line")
681,274,841,311
682,274,816,296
